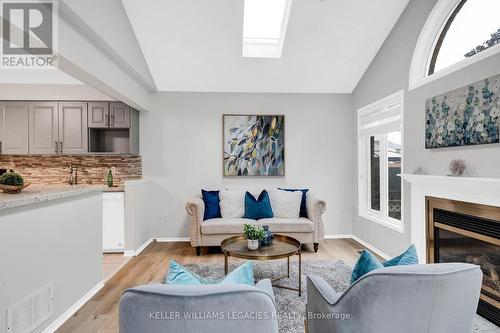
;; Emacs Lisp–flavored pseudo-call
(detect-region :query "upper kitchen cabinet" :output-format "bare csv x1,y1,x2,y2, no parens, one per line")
88,102,130,129
110,102,130,128
88,102,109,128
58,102,88,154
29,102,88,154
0,102,29,154
28,102,59,154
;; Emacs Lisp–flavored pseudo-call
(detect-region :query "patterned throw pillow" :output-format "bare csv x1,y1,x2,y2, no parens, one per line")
268,189,302,218
219,190,246,218
278,188,309,218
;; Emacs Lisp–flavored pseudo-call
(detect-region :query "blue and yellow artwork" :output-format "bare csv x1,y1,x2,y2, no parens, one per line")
223,115,285,176
425,74,500,149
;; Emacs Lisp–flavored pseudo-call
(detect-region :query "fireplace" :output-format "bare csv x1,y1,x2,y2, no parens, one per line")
427,197,500,326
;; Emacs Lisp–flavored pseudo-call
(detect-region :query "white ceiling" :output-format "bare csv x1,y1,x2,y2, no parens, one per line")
122,0,409,93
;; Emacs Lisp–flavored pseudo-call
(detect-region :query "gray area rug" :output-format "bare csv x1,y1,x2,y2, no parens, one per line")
183,260,499,333
184,259,351,333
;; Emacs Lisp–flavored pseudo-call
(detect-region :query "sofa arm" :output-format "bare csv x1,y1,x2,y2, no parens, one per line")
186,196,204,247
306,196,326,243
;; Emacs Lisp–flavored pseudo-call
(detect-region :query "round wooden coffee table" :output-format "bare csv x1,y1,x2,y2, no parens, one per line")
221,234,302,296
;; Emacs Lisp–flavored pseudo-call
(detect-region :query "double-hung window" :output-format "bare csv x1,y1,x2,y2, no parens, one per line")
358,90,404,233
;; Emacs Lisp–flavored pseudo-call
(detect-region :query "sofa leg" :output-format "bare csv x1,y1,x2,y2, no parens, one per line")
313,243,319,253
195,246,201,256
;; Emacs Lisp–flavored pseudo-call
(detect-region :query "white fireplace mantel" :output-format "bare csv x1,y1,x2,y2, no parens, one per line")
401,174,500,263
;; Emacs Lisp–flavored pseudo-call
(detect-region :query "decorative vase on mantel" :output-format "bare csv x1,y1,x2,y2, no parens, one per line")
259,225,274,247
247,239,259,251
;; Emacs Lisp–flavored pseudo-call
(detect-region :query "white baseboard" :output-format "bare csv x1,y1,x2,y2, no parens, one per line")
123,238,153,257
41,280,104,333
324,234,353,239
323,234,391,260
153,237,190,242
350,235,391,260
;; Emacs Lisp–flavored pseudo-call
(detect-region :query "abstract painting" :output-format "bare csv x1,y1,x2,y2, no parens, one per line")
223,115,285,176
425,74,500,149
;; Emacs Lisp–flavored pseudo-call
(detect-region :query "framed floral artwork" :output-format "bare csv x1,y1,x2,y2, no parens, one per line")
425,74,500,149
223,115,285,176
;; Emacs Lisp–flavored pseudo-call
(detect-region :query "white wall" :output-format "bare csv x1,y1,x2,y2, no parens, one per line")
140,92,354,239
352,0,500,256
0,193,103,333
124,180,152,253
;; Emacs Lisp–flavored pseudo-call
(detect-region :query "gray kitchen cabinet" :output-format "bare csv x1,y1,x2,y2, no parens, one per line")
88,102,109,128
0,102,29,154
29,102,59,154
130,108,140,155
59,102,88,154
109,102,130,128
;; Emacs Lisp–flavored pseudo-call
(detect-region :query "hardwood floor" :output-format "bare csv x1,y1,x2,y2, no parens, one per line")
103,254,131,282
56,239,366,333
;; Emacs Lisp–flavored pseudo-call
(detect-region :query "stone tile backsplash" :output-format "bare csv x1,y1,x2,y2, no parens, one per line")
0,155,142,185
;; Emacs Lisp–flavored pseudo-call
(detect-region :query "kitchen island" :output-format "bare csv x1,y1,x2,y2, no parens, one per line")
0,185,104,333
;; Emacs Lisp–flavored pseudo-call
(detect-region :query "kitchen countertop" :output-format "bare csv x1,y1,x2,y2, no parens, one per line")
0,184,106,210
103,185,125,192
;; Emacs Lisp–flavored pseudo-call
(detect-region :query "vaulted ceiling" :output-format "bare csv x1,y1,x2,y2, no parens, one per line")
122,0,409,93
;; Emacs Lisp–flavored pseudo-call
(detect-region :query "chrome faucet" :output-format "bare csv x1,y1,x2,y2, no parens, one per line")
69,164,77,185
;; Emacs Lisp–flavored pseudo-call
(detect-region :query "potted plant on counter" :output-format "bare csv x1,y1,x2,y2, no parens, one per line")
0,171,30,194
243,224,264,250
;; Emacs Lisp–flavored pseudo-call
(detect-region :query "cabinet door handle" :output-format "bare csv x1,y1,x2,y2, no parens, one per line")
105,114,109,127
110,114,114,127
0,141,2,154
55,141,59,154
59,141,63,154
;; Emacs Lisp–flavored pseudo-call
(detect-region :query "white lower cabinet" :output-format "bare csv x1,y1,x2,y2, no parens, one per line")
103,192,125,252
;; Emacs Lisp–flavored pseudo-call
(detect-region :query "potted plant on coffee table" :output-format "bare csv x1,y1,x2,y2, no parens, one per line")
243,224,264,250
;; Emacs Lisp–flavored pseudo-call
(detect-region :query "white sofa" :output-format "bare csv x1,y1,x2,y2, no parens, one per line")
186,193,326,256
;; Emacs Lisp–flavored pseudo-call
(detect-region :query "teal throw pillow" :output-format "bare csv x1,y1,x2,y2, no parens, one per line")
166,260,254,286
244,190,273,220
383,244,418,267
351,250,383,283
351,244,419,283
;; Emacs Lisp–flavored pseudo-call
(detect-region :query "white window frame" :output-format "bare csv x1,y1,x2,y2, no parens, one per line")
242,0,293,58
358,90,404,233
409,0,500,90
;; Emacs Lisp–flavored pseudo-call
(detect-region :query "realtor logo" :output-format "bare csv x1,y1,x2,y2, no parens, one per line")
1,0,58,68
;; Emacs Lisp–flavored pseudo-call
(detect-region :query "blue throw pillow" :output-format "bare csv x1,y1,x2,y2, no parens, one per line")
383,244,418,267
351,250,383,283
166,260,254,286
244,190,273,220
351,244,419,283
201,190,221,221
165,260,207,285
279,188,309,218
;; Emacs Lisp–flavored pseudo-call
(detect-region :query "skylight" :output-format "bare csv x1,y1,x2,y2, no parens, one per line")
242,0,293,58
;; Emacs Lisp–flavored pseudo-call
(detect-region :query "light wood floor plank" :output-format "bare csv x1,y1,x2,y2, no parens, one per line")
56,239,366,333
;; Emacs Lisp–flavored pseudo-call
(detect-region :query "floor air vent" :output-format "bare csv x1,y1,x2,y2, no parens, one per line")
7,284,53,333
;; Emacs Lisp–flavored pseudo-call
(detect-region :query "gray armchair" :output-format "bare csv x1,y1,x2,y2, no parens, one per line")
119,279,278,333
306,263,482,333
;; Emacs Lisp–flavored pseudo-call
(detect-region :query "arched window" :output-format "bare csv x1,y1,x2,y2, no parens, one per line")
429,0,500,75
409,0,500,89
